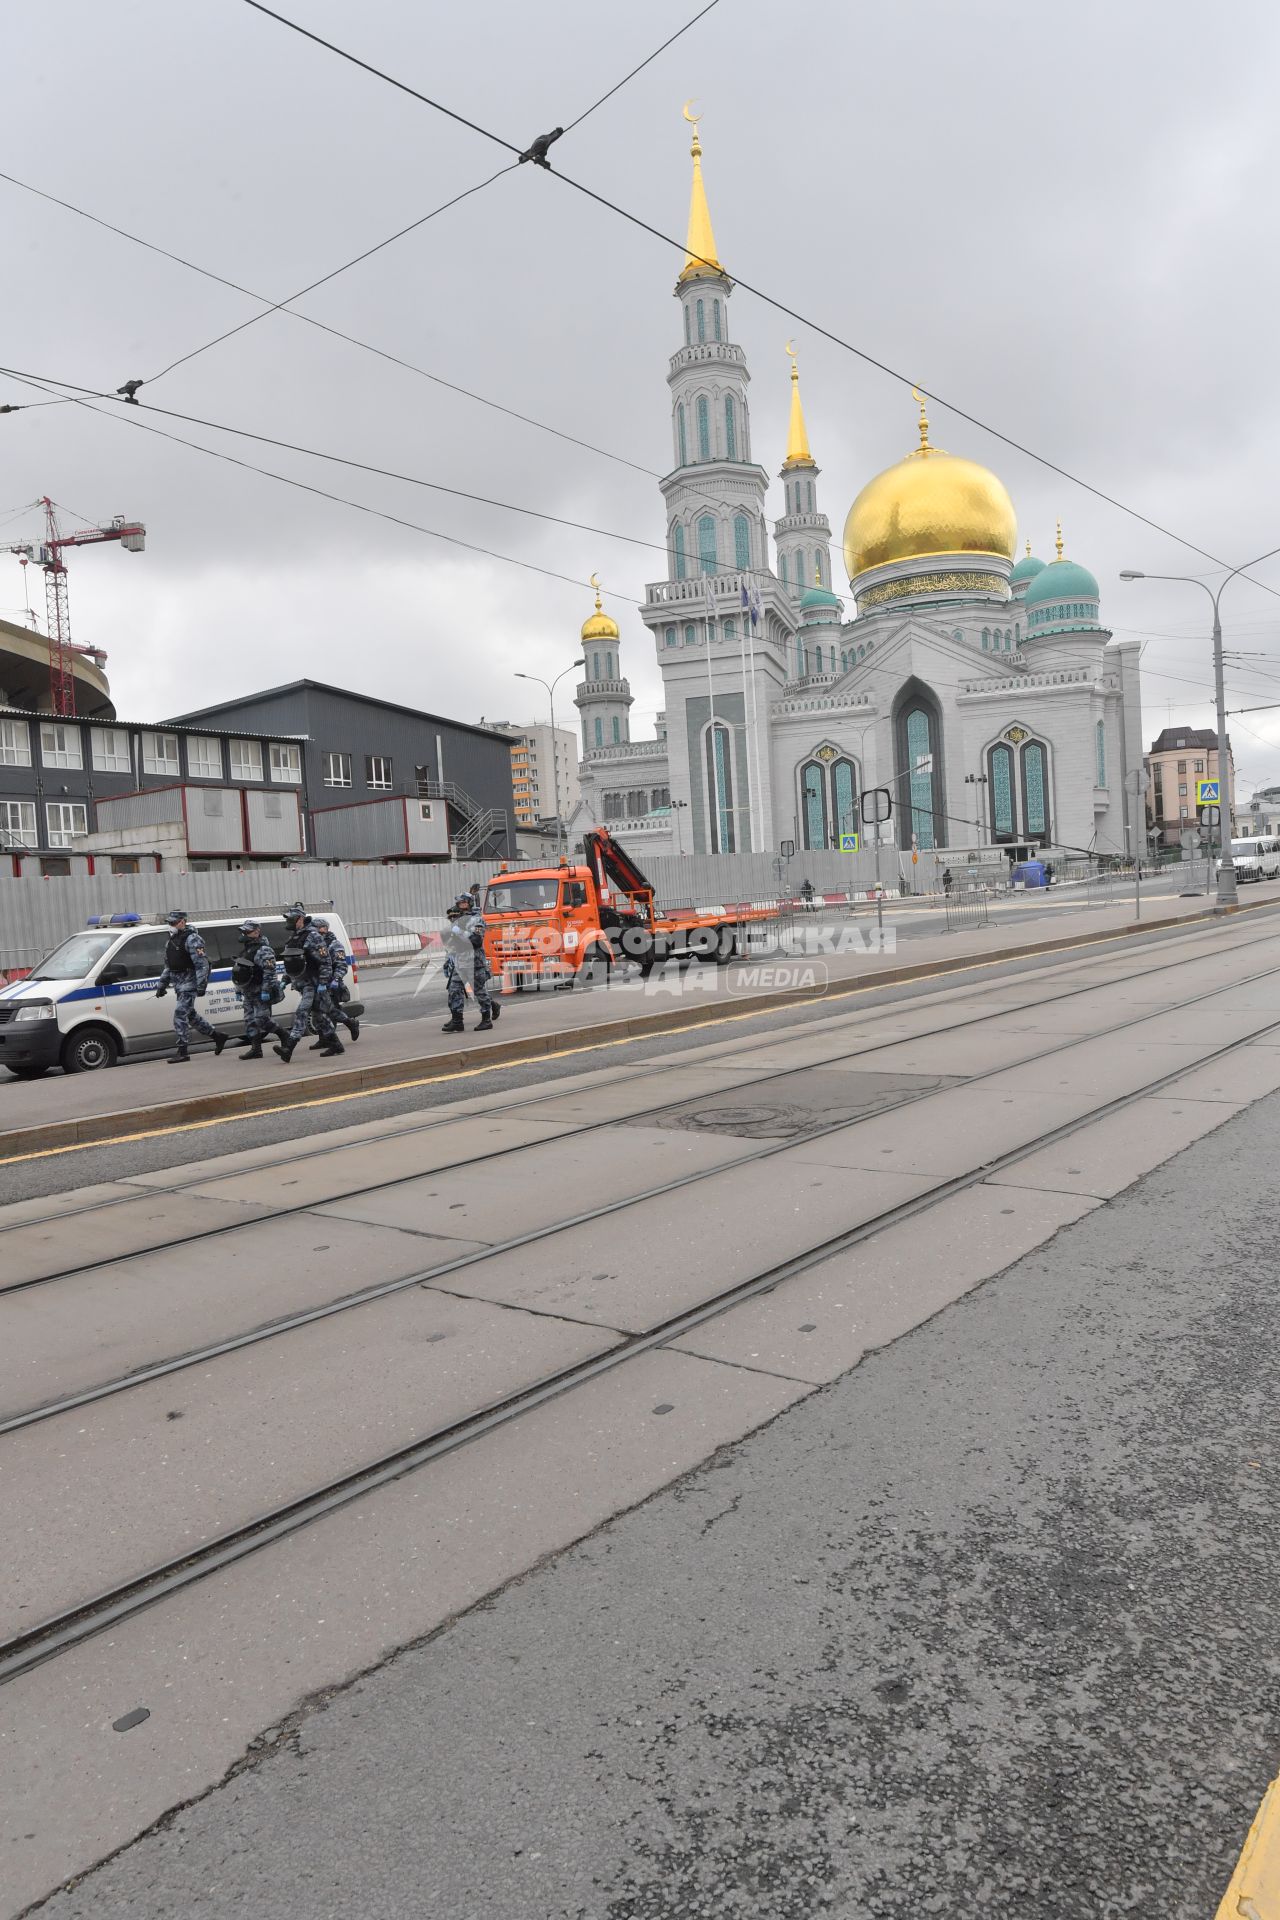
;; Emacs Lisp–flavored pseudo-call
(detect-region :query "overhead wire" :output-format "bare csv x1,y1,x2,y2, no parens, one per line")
145,164,520,384
562,0,720,131
0,368,644,603
237,0,1280,604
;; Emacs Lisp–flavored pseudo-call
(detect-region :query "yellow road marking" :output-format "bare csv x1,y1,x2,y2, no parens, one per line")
0,913,1267,1168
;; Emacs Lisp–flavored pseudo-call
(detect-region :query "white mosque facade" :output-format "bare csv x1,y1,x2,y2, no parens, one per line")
569,120,1143,867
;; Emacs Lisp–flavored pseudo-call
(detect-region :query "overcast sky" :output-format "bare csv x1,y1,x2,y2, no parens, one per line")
6,0,1280,792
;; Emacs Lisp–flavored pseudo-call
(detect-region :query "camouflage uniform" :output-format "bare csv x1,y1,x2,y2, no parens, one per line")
442,900,497,1029
286,923,335,1042
157,919,220,1057
234,924,286,1051
315,920,359,1041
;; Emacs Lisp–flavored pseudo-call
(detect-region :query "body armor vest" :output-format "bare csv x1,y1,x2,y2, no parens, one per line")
165,932,193,974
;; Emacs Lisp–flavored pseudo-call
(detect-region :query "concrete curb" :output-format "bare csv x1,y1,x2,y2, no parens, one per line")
2,895,1276,1162
1216,1773,1280,1918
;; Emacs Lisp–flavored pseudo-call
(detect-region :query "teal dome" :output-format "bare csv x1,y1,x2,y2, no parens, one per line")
1025,556,1099,607
1010,549,1045,585
800,581,842,615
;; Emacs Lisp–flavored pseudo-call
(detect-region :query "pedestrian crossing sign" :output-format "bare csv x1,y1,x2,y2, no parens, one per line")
1196,778,1220,804
839,831,859,851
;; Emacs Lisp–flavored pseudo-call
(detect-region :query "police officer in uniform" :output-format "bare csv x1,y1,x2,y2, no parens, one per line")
155,910,227,1064
275,902,341,1064
306,916,360,1047
231,918,288,1059
441,893,500,1034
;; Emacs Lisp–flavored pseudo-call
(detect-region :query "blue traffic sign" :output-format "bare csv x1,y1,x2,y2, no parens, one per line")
1196,778,1220,805
839,831,860,852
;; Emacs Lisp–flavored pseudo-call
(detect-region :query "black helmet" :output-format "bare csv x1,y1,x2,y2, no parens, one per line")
447,894,472,917
281,901,306,924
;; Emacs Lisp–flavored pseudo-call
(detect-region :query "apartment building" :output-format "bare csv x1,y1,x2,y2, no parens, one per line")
1143,726,1235,852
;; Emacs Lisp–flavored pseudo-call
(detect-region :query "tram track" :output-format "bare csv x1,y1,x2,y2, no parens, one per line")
4,938,1279,1434
4,982,1278,1687
2,915,1276,1300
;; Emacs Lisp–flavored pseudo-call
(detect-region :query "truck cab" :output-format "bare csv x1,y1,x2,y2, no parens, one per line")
483,831,762,993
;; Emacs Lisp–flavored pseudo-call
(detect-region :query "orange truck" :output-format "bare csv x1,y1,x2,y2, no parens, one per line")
482,829,771,992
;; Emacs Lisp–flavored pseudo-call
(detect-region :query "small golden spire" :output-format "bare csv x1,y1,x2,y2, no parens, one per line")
590,568,603,613
1055,519,1064,561
814,564,822,587
782,339,815,469
911,386,931,453
1025,539,1032,558
678,101,723,282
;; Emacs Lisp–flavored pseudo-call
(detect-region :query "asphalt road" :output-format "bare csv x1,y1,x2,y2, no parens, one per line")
25,1034,1280,1916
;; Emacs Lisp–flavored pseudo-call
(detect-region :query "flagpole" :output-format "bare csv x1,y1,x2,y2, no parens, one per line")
703,572,718,852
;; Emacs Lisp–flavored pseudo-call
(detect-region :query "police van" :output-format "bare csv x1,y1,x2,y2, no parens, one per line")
0,907,356,1078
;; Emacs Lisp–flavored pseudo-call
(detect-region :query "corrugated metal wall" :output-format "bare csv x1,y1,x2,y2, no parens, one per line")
0,843,932,971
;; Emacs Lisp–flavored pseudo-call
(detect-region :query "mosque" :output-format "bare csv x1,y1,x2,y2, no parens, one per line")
569,114,1144,865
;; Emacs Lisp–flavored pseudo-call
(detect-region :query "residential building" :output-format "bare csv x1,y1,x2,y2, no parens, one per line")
486,721,580,828
1143,726,1236,852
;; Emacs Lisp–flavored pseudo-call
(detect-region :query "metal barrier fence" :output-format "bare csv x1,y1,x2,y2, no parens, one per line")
944,886,990,933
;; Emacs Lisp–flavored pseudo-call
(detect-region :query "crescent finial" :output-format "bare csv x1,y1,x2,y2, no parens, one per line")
682,98,701,126
589,570,601,593
785,339,796,359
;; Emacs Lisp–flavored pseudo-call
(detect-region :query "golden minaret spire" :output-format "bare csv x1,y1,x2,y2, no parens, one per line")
782,341,815,469
1055,519,1064,560
911,386,933,453
678,101,723,281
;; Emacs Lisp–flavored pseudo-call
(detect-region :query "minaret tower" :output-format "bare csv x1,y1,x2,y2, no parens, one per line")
773,344,832,602
574,573,633,755
657,107,770,585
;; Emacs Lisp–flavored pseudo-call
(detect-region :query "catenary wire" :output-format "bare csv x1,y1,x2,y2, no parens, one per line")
0,162,654,473
1,369,644,603
563,0,720,131
146,165,519,384
237,1,1280,604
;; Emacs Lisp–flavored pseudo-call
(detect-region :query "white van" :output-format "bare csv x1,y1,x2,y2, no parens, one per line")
1220,838,1280,884
0,909,356,1078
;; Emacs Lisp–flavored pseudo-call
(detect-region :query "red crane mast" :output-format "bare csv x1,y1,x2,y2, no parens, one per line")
9,496,146,716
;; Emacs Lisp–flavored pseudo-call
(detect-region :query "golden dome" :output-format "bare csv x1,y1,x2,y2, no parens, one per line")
843,391,1017,582
581,574,619,642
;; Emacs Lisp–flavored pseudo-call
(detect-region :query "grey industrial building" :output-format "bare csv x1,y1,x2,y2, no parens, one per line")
0,678,515,871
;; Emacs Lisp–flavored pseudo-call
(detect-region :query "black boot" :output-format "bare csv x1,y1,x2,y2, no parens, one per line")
489,1002,500,1022
346,1018,360,1042
441,1014,464,1032
318,1035,345,1057
309,1037,325,1050
274,1036,296,1063
474,1014,493,1032
242,1040,264,1059
166,1045,190,1065
213,1032,227,1056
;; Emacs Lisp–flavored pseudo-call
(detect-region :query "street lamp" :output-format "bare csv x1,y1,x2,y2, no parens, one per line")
514,658,584,860
1120,543,1280,909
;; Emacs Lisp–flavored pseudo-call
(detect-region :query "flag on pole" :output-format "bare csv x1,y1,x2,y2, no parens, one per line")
703,575,717,638
747,579,763,628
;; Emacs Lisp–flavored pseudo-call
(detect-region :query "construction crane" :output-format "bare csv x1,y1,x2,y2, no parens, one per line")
8,496,146,716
